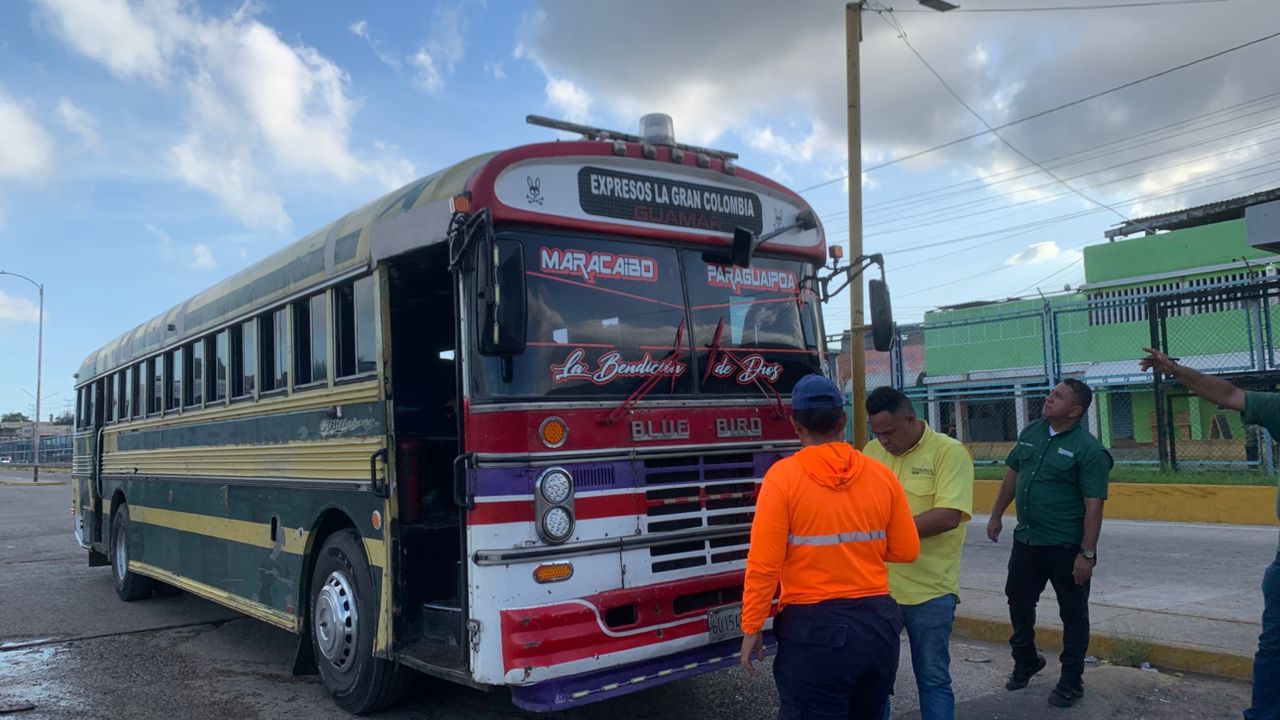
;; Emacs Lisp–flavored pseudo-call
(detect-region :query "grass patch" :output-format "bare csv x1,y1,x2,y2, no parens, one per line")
973,464,1276,486
1105,627,1156,668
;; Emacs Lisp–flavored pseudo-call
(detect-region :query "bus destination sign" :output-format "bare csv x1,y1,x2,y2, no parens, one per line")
578,166,764,235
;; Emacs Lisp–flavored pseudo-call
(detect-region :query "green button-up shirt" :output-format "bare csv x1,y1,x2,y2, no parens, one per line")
1241,391,1280,550
1006,418,1113,547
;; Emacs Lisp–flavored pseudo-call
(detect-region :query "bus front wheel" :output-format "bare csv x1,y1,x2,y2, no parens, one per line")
110,505,155,601
309,529,406,714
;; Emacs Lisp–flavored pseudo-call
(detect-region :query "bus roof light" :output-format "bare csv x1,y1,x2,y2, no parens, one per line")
639,113,675,147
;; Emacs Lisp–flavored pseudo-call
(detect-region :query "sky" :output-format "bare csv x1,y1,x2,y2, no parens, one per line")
0,0,1278,419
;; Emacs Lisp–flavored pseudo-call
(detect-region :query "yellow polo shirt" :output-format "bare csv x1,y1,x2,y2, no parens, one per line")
865,424,974,606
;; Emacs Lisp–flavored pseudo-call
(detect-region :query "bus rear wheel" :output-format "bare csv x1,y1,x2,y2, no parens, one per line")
110,504,155,601
309,529,407,714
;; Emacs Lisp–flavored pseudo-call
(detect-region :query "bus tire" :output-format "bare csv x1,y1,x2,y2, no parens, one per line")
309,529,407,714
110,505,155,601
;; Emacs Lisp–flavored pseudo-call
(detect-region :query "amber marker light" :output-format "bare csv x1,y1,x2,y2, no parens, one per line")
371,510,382,531
533,562,574,584
539,416,569,448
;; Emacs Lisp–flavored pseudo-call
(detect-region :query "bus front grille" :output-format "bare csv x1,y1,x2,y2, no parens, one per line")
641,453,757,573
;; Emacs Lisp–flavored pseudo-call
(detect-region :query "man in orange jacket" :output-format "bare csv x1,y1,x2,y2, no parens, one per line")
740,374,921,718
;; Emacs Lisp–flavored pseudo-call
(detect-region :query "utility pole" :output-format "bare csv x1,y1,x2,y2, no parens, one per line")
1,271,44,482
847,2,868,448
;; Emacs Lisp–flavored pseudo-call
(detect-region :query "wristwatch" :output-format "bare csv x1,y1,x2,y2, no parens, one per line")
1081,548,1097,564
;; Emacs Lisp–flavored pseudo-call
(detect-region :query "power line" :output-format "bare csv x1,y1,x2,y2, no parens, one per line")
896,0,1247,12
798,26,1280,192
848,94,1280,219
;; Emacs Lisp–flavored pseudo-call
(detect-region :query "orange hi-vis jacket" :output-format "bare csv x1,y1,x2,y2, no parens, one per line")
741,442,921,635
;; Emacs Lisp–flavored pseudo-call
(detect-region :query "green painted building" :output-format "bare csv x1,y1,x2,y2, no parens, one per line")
915,189,1280,466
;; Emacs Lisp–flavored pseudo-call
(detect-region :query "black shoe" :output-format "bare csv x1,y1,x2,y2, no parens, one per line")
1047,683,1084,708
1005,654,1047,691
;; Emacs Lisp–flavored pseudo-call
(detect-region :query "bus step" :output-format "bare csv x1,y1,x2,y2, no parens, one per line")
420,603,464,648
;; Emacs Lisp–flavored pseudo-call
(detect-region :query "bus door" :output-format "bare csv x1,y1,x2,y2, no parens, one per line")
88,379,108,553
384,246,469,673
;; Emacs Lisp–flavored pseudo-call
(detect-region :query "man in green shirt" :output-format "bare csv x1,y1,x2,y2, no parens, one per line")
1140,347,1279,720
987,379,1112,708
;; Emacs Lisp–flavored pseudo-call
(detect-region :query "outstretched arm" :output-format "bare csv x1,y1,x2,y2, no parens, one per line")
1141,347,1245,411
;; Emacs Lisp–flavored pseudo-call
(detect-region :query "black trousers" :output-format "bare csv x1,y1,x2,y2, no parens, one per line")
1005,539,1091,686
773,596,904,719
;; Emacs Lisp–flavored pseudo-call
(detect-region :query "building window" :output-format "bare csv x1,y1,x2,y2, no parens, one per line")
185,342,204,407
294,292,328,386
260,308,289,392
232,320,257,398
207,330,228,402
335,277,377,378
166,350,181,411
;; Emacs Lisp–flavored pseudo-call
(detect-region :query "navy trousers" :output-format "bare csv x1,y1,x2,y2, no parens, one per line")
773,596,904,720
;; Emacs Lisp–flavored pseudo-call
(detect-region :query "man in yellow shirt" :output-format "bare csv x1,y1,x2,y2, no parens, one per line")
864,387,974,720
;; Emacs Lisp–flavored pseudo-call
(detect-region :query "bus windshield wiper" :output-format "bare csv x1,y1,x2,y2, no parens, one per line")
601,319,687,425
702,316,787,419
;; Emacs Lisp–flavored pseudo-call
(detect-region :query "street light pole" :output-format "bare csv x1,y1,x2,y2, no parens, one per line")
844,0,956,448
846,2,868,449
1,271,44,483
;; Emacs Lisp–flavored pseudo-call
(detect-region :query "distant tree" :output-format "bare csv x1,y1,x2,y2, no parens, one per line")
1,412,30,422
51,411,75,425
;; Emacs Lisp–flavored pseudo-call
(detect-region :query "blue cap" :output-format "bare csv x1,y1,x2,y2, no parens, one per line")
791,374,844,411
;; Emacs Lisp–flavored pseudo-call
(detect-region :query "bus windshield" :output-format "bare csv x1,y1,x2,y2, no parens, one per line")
472,232,823,401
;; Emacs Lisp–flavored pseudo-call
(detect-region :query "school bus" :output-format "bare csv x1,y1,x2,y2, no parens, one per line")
72,114,858,713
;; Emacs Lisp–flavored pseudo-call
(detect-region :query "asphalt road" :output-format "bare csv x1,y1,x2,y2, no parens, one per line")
0,472,1253,719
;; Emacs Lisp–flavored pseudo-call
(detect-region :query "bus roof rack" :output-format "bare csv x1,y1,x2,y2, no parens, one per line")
526,114,740,160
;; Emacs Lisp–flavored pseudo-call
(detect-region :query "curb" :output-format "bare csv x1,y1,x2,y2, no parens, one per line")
0,479,67,487
953,614,1254,682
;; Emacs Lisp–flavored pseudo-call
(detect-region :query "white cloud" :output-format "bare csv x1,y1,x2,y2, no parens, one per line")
350,18,402,70
148,222,221,271
169,134,289,232
0,290,38,323
412,49,445,94
36,0,415,230
411,3,469,94
1005,241,1082,266
0,91,55,181
56,97,100,150
191,243,215,270
545,76,594,125
485,61,506,79
36,0,171,82
519,1,1280,210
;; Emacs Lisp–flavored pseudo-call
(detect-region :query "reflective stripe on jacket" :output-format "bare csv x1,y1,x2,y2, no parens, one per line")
741,442,920,635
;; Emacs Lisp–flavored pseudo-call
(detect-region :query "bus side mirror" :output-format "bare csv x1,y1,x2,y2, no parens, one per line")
869,278,894,352
477,239,527,360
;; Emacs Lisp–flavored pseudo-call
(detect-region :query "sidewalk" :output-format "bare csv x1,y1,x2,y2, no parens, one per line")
955,516,1272,680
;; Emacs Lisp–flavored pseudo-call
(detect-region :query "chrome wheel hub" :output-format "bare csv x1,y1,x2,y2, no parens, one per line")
114,524,127,586
314,571,359,670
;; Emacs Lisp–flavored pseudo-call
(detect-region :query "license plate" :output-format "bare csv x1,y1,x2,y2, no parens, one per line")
707,604,743,643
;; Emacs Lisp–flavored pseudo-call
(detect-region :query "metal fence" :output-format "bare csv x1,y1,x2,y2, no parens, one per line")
0,434,73,466
828,274,1280,474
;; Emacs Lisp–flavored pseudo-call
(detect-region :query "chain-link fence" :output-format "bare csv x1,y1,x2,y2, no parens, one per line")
828,274,1280,475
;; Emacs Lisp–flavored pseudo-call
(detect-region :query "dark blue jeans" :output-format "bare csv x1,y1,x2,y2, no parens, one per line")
902,594,958,720
773,596,904,720
1245,553,1280,720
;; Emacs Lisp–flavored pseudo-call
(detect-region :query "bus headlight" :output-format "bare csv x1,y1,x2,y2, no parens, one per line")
535,467,575,545
540,507,574,543
539,468,573,504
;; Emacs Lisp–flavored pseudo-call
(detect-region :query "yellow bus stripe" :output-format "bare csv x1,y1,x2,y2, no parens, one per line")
128,560,299,632
128,504,385,568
